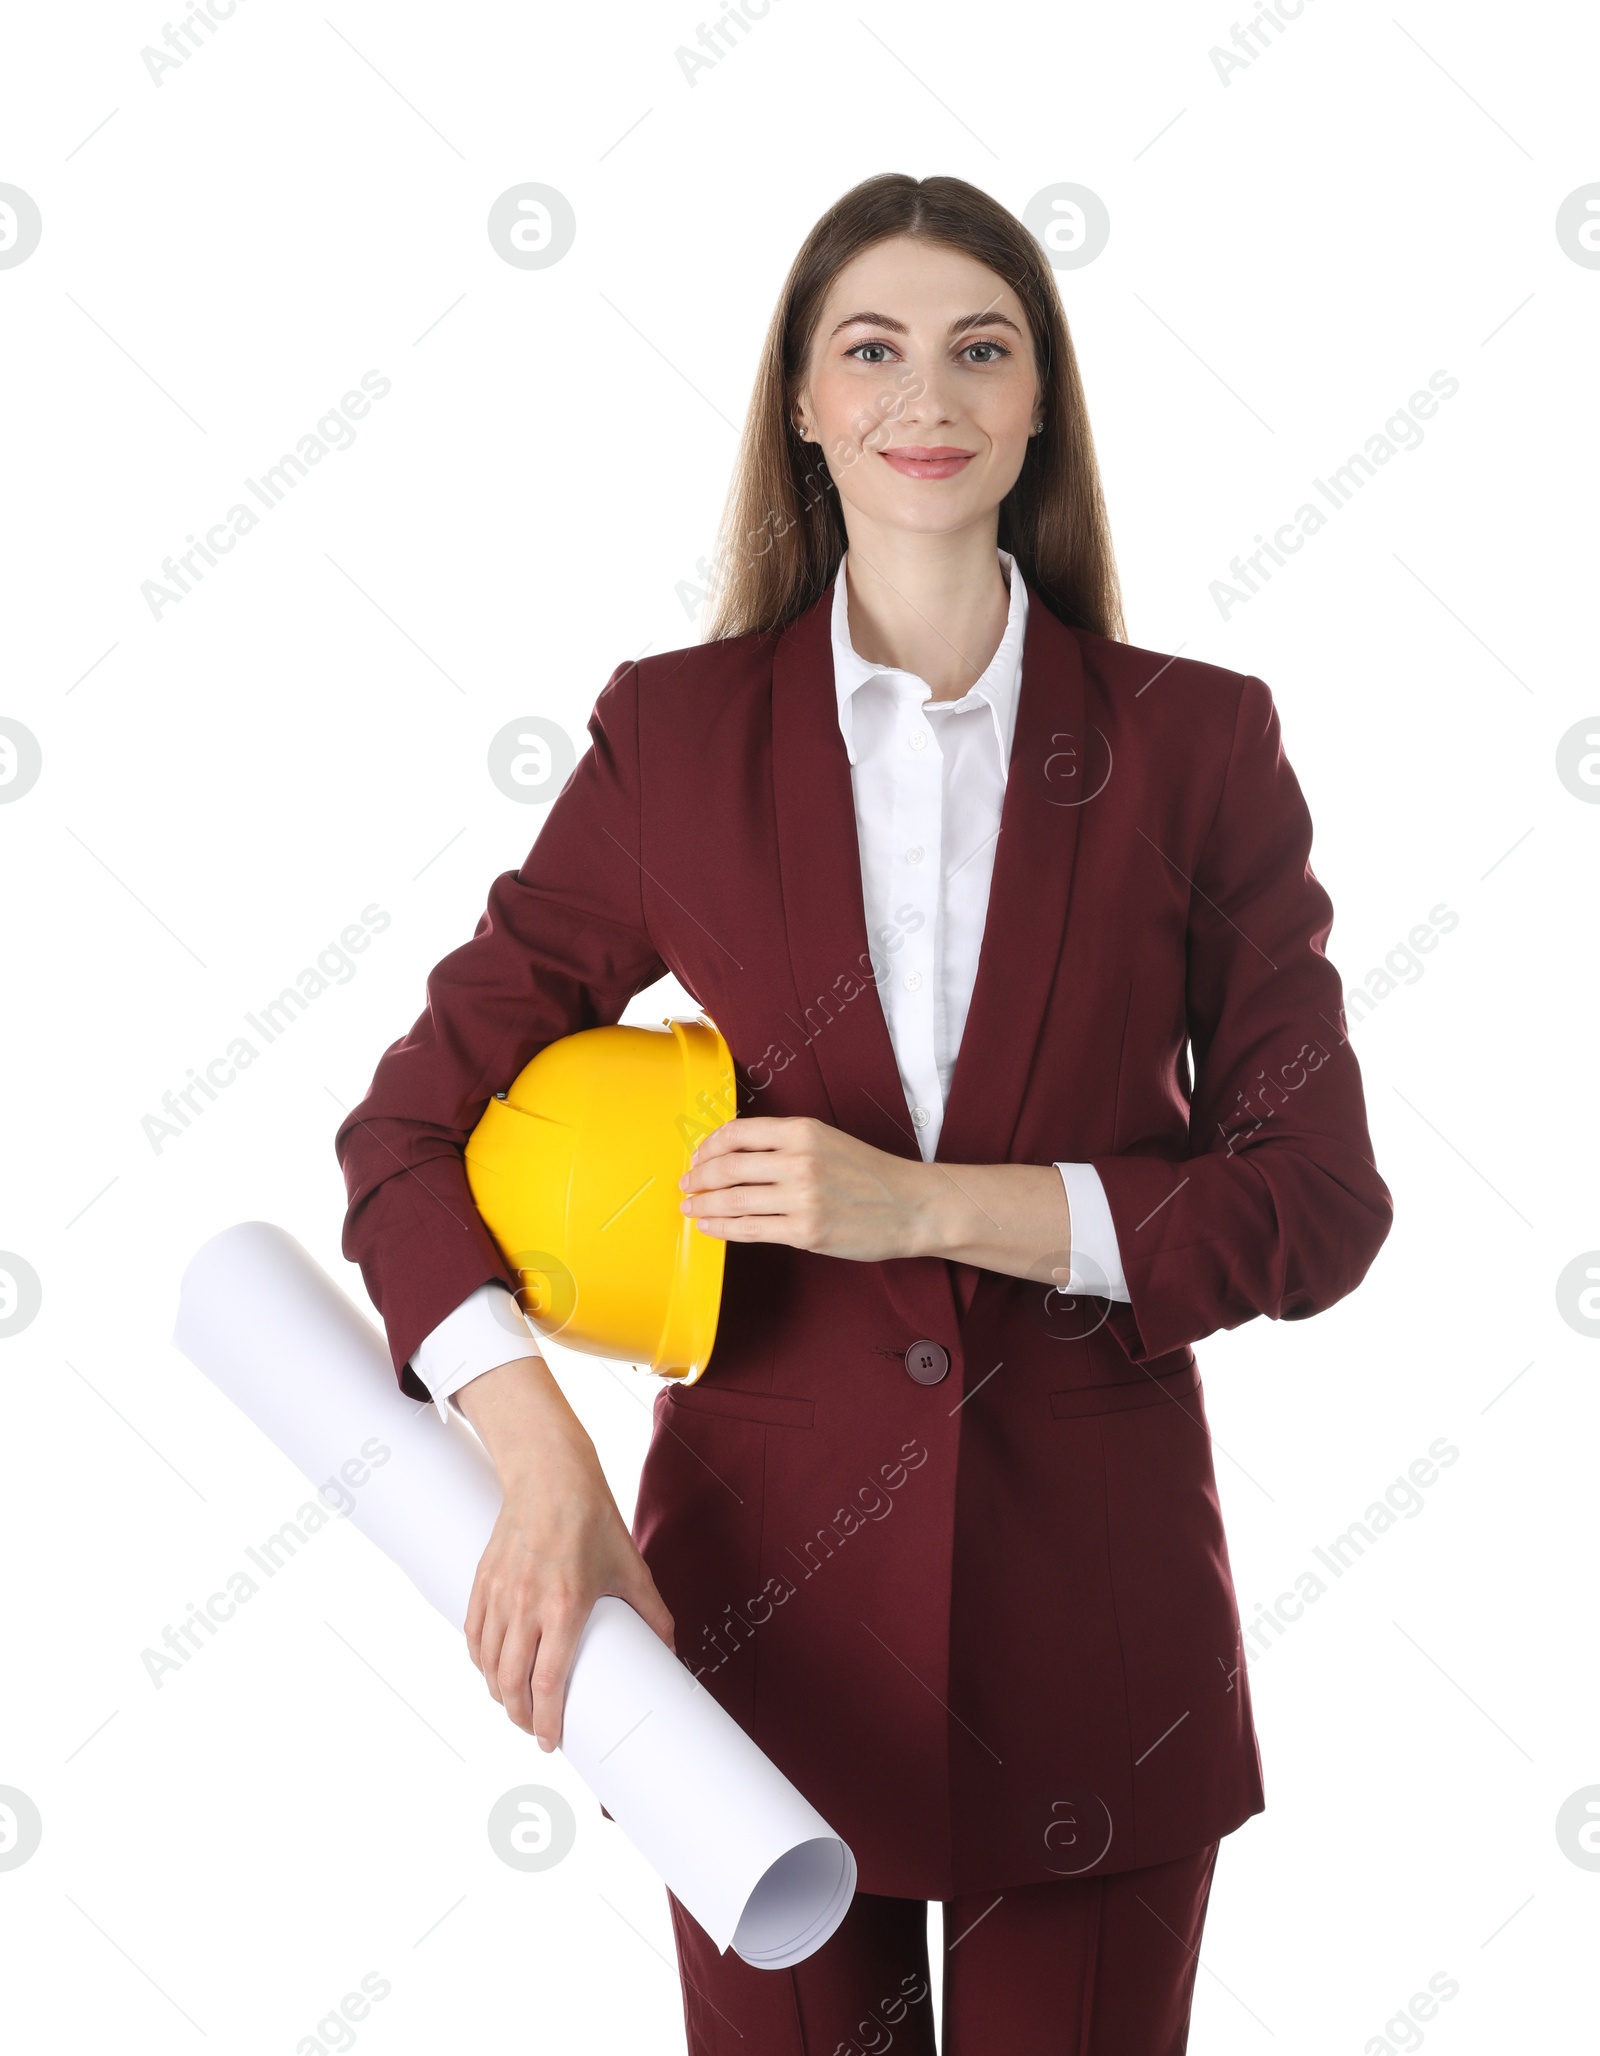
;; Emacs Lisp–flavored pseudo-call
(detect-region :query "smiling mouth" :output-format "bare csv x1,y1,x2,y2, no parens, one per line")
878,446,976,480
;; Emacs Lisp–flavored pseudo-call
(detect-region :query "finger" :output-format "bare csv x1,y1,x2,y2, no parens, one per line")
682,1167,789,1208
690,1116,799,1163
467,1546,515,1687
691,1211,786,1242
688,1115,739,1157
527,1599,592,1751
463,1564,489,1671
494,1610,543,1736
681,1152,787,1195
476,1600,509,1706
682,1192,789,1233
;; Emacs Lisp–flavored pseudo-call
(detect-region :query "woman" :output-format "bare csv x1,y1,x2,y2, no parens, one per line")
335,173,1392,2054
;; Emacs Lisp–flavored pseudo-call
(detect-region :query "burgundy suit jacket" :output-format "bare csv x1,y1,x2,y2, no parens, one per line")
335,575,1392,1898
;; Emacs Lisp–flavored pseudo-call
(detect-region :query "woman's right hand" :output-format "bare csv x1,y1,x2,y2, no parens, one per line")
452,1353,675,1751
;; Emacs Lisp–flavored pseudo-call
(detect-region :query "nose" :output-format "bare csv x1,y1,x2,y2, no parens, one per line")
872,354,959,439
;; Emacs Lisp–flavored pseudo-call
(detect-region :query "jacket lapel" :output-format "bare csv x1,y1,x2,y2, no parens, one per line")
767,571,1089,1343
769,582,922,1156
936,581,1087,1169
770,582,959,1348
936,583,1088,1316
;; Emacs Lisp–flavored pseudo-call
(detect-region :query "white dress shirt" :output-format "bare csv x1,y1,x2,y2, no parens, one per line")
411,549,1129,1421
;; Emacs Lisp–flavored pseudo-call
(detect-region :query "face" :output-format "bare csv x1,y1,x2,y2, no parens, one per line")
793,233,1042,546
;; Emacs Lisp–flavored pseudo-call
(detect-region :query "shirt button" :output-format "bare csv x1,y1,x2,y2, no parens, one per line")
908,731,928,751
904,970,922,992
904,1340,950,1386
911,1105,930,1128
906,845,924,865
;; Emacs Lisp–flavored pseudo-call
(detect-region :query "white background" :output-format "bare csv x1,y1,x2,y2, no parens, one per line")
2,0,1596,2048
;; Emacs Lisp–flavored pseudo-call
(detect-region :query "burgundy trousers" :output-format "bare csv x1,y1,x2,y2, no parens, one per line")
667,1840,1220,2055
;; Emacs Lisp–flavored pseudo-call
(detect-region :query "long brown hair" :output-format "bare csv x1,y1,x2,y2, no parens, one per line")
703,173,1125,644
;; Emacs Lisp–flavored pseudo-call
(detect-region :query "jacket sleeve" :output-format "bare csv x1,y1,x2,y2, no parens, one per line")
1089,673,1393,1364
334,660,669,1394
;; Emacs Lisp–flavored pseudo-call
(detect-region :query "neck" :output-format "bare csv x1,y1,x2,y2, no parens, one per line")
840,520,1011,700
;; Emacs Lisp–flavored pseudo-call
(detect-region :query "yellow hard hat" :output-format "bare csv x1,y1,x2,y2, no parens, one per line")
463,1015,735,1382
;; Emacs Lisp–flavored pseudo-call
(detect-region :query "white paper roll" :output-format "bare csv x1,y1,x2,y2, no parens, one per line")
171,1222,855,1967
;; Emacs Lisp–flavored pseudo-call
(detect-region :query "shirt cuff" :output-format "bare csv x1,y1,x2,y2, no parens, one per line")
1054,1162,1132,1303
408,1280,540,1426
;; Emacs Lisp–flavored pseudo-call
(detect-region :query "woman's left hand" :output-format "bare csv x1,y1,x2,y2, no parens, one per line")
678,1116,931,1263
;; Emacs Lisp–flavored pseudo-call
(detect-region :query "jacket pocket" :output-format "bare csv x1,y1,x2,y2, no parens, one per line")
665,1382,816,1430
1048,1360,1201,1420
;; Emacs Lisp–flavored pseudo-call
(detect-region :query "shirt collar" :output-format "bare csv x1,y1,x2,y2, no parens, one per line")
829,547,1028,774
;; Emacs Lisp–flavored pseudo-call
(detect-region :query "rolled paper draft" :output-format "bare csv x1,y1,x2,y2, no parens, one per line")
172,1221,856,1968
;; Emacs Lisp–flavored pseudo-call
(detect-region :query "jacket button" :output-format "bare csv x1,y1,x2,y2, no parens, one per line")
904,1340,949,1386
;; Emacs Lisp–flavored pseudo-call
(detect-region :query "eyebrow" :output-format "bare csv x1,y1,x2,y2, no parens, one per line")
827,309,1025,341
